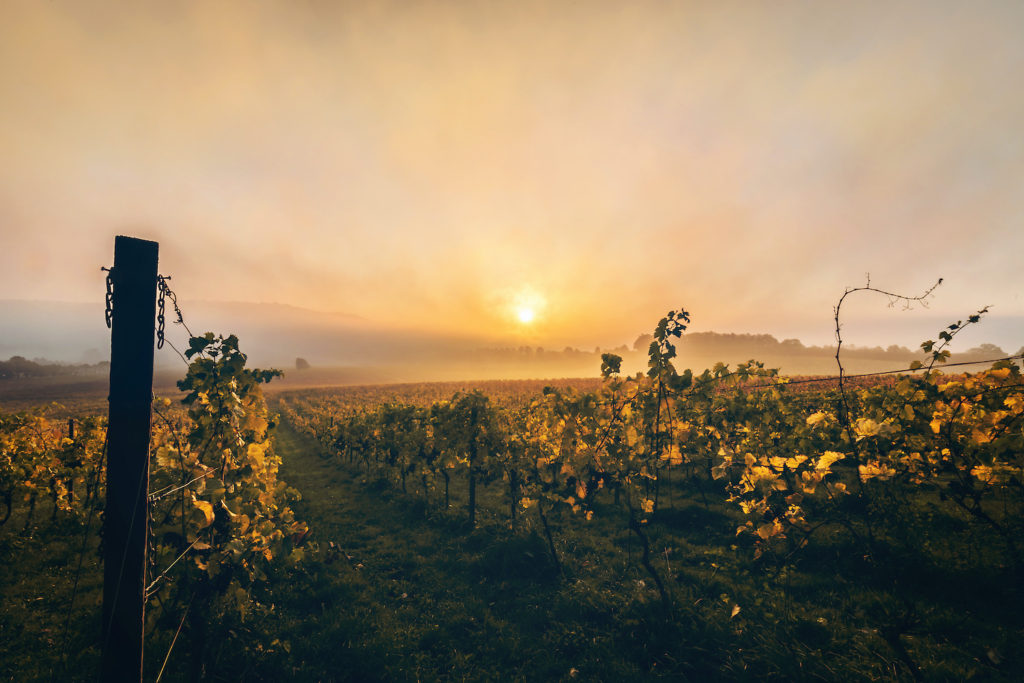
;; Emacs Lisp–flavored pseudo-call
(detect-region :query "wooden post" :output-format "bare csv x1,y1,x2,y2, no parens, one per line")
102,236,158,682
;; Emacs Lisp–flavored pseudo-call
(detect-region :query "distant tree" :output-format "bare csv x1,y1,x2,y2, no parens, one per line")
295,357,310,370
963,343,1006,358
886,344,912,356
633,334,653,352
0,356,106,380
1,356,39,379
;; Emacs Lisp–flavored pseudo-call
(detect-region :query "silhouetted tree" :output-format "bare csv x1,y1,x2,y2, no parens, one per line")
633,334,653,352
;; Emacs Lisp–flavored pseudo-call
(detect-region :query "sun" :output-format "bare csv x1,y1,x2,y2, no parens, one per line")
499,285,546,328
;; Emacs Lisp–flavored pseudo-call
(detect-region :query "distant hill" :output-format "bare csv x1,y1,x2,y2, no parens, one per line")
1,300,1018,383
454,332,1019,379
0,299,478,368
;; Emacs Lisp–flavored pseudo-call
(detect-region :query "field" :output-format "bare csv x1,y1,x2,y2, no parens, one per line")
1,345,1022,681
7,2,1024,679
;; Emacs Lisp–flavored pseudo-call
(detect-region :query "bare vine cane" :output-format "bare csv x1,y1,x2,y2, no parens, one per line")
832,276,943,457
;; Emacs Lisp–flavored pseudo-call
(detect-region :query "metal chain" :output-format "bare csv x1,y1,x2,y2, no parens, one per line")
102,267,115,329
106,268,192,355
156,275,168,349
156,275,192,339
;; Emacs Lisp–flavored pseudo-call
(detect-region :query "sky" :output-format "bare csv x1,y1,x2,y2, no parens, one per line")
1,0,1022,355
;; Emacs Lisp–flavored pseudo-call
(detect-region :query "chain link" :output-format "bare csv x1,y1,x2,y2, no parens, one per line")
102,267,115,329
157,275,191,338
156,275,168,349
105,267,191,356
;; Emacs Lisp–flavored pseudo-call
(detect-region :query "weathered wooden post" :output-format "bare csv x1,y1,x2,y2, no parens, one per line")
102,236,158,682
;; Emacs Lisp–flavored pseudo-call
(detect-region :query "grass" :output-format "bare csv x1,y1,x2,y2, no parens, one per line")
0,513,103,681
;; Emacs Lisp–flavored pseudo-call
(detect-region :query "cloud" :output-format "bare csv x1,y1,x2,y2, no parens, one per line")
0,0,1021,354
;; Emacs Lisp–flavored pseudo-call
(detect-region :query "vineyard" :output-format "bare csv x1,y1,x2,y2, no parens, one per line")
1,304,1023,680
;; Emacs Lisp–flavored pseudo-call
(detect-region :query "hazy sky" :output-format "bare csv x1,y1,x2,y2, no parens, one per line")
2,0,1022,352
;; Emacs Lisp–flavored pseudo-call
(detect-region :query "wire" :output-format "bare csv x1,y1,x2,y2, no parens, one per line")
160,335,190,367
155,592,194,683
145,536,205,598
148,467,213,503
739,354,1024,391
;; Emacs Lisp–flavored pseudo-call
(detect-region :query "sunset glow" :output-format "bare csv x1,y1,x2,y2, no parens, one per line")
0,1,1021,358
2,5,1022,673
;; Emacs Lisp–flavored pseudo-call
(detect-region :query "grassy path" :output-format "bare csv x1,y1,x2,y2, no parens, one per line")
271,420,589,682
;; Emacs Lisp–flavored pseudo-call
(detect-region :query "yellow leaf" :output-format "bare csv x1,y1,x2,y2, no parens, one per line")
853,418,880,439
816,451,844,472
193,499,215,528
154,446,176,469
970,428,991,444
247,442,268,463
661,445,684,466
858,462,896,482
806,412,828,427
739,499,765,515
970,465,994,482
